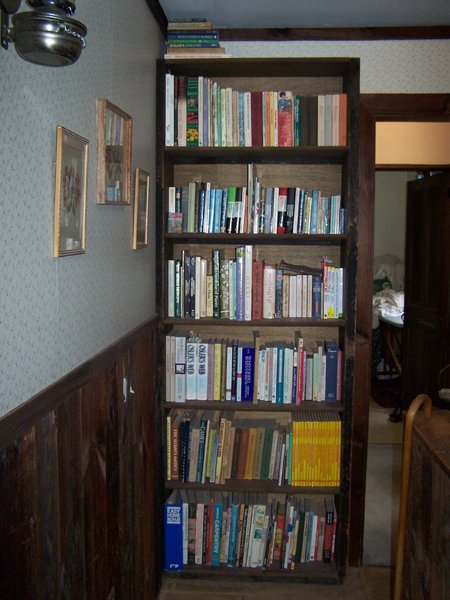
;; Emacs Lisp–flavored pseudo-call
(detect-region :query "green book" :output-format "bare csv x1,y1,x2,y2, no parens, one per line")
186,77,199,146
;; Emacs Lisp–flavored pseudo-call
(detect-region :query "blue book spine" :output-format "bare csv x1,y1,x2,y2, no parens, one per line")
164,501,183,570
227,503,240,566
275,268,283,318
211,502,223,566
312,274,322,319
325,342,339,402
197,187,206,232
208,188,216,233
297,188,306,234
220,188,228,232
238,91,245,147
214,188,223,233
242,346,255,402
276,345,284,404
291,356,298,404
310,188,319,234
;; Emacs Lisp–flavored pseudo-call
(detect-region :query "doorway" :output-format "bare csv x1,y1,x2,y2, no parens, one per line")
349,93,450,566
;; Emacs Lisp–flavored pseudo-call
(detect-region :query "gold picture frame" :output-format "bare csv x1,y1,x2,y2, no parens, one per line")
96,98,132,205
53,126,88,257
132,168,150,249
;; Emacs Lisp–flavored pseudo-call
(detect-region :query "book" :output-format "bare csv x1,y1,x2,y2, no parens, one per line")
164,491,183,570
277,91,294,147
186,77,199,146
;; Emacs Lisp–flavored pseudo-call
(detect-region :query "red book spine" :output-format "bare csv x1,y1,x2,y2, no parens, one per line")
251,91,263,147
252,259,264,320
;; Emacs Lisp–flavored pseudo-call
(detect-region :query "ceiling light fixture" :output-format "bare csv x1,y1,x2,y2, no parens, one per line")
0,0,87,66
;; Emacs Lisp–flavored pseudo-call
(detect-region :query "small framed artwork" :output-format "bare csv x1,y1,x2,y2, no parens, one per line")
132,168,150,249
53,126,88,257
96,98,132,205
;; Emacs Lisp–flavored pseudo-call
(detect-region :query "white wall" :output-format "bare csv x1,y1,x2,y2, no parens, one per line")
2,28,449,417
0,0,164,416
222,39,450,93
374,172,416,261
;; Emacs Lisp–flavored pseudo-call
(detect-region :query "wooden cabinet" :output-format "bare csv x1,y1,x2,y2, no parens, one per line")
156,58,359,582
402,172,450,408
402,410,450,600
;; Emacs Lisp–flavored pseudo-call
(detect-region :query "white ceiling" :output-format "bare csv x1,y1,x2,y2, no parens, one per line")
159,0,450,29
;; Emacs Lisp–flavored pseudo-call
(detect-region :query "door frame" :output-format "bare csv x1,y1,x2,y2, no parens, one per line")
350,93,450,565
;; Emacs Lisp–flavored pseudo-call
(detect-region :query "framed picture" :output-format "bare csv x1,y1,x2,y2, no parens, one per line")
132,168,150,249
53,126,88,257
96,98,132,205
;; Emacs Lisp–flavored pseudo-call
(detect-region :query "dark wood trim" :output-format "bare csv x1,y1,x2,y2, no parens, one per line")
0,316,159,451
217,26,450,41
143,2,450,41
349,93,450,566
145,0,167,34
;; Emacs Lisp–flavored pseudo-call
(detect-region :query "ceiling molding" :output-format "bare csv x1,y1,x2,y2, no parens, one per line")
144,3,450,41
217,26,450,41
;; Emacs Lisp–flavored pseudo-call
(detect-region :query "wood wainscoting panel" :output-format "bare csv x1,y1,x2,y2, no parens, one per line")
0,318,161,600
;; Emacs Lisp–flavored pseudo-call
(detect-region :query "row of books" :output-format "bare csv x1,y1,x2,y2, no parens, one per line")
165,332,342,405
167,248,344,321
166,409,341,488
167,179,345,235
165,72,347,148
164,490,337,570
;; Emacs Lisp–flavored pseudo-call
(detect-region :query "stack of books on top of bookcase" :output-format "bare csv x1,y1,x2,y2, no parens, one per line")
165,18,231,59
164,490,338,571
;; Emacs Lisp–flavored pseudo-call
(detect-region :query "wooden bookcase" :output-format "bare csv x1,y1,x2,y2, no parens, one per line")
156,58,359,583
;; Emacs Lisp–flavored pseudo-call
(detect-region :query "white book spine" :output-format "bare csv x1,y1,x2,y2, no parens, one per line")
167,260,175,317
165,73,174,146
200,258,207,318
197,341,208,401
289,275,297,318
186,340,197,400
174,335,186,402
195,256,202,319
263,265,276,319
244,245,253,321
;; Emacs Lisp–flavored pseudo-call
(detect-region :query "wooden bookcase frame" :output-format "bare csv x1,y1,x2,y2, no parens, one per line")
155,58,359,583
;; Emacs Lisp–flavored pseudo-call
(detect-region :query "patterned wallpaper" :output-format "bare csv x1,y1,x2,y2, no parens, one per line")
0,0,163,416
222,40,450,93
1,12,449,417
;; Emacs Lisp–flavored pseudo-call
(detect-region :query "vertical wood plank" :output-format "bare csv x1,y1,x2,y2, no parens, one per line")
0,430,38,600
80,374,111,600
56,392,86,600
34,412,61,599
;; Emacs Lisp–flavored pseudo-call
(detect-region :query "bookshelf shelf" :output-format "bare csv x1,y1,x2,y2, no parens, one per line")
165,561,339,582
165,233,346,245
157,57,359,583
163,317,345,327
164,145,348,164
164,400,345,413
164,480,341,495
